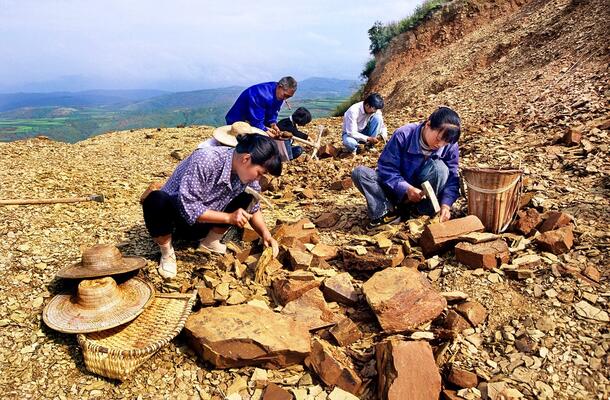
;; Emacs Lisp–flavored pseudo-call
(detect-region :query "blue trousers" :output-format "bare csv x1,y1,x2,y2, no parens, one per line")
342,113,382,152
351,158,450,220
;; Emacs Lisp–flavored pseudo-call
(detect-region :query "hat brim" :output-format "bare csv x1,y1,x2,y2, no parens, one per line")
43,277,155,334
213,125,268,147
56,256,147,279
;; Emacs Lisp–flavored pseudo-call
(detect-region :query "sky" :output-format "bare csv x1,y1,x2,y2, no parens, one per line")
0,0,421,93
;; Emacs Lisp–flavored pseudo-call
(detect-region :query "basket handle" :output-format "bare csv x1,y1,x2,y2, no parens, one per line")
463,175,521,194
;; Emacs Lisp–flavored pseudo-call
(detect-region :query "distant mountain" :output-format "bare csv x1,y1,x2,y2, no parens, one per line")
123,86,244,113
294,77,359,98
123,77,358,113
0,77,359,143
0,89,168,112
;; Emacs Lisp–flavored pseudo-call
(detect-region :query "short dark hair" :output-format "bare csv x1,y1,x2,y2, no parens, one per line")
278,76,297,90
364,93,384,110
292,107,312,126
428,106,461,144
235,134,282,176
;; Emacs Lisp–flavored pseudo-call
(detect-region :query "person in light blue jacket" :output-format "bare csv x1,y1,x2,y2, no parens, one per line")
352,106,461,229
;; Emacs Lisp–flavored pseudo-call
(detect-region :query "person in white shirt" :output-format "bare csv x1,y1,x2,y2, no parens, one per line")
342,93,388,154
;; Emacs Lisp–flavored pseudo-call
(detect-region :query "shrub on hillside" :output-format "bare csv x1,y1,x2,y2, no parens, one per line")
361,58,377,79
368,0,447,55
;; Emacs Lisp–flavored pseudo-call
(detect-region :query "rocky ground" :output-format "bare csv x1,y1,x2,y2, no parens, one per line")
0,106,608,400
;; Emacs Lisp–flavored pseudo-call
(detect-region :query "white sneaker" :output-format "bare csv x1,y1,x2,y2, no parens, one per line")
198,231,227,254
158,252,177,279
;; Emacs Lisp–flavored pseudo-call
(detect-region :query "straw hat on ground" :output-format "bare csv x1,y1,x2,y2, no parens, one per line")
43,276,154,334
213,121,267,147
56,244,146,279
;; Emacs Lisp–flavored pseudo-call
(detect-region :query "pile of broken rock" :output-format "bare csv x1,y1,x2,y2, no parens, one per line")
176,201,596,400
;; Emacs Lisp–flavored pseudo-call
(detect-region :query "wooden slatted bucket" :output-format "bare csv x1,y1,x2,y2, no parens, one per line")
462,166,523,233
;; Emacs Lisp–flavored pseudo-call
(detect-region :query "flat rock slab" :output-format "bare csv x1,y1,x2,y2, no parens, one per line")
329,318,363,346
514,208,542,236
322,272,359,305
311,243,339,260
272,276,321,306
443,310,472,333
281,287,341,331
184,304,311,369
363,267,447,333
317,143,339,159
288,248,313,270
306,338,362,395
376,339,441,400
455,239,510,270
447,365,478,388
263,383,292,400
342,245,404,271
273,218,320,245
314,212,340,228
539,211,572,232
420,215,485,256
534,226,574,254
455,301,488,327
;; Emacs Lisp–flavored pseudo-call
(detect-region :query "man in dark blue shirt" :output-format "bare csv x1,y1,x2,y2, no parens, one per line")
225,76,297,136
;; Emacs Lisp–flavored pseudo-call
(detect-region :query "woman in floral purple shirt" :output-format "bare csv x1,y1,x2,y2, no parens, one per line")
141,134,282,279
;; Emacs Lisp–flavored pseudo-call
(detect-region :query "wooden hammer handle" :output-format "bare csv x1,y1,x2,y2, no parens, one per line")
0,195,104,206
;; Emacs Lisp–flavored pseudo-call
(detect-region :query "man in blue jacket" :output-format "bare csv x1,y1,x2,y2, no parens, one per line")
352,106,461,229
225,77,297,136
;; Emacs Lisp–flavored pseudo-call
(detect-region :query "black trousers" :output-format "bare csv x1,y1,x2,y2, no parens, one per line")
142,191,252,240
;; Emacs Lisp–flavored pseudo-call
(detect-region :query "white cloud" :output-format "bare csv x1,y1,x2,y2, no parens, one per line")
0,0,420,91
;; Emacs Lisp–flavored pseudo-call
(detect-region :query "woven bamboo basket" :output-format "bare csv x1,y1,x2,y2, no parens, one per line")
462,166,523,233
77,291,196,380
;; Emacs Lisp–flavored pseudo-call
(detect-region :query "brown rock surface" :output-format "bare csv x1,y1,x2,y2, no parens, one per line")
342,245,404,271
329,318,363,347
330,177,353,191
362,267,447,333
455,301,488,327
447,365,478,388
272,276,321,306
443,310,471,333
539,211,573,233
307,339,362,395
184,305,311,369
534,226,574,254
376,339,441,400
314,212,340,228
273,218,320,245
420,216,485,256
455,239,510,270
281,287,341,331
288,247,313,270
317,143,339,159
311,243,339,260
562,127,583,146
322,272,359,305
263,383,292,400
514,208,542,236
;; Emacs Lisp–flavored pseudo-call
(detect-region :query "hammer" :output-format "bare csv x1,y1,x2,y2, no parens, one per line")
420,181,440,214
223,187,274,243
244,186,274,210
279,125,325,159
0,194,104,206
